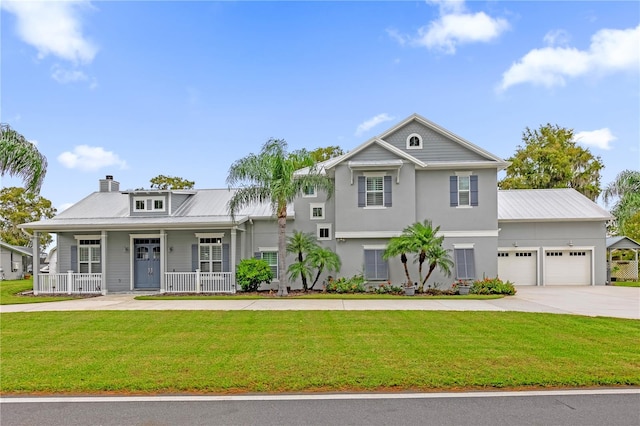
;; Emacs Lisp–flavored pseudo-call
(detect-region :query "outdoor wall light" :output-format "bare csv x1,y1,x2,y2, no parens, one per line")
568,241,574,247
169,247,174,252
513,242,518,247
124,247,129,252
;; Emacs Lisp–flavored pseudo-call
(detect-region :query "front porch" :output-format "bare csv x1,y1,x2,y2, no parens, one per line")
35,270,236,295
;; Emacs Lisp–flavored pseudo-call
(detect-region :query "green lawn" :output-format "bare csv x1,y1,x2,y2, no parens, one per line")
613,281,640,287
0,279,76,305
1,311,638,394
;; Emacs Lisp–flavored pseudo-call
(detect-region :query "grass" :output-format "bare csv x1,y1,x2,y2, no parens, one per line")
613,281,640,287
135,293,504,300
1,310,638,394
0,279,77,305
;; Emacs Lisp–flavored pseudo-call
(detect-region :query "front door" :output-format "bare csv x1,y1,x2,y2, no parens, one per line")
134,238,161,289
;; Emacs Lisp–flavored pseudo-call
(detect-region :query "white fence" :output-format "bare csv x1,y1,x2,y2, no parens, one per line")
37,272,103,295
165,271,236,294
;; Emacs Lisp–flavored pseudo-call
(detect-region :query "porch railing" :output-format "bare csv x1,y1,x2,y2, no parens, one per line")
164,270,236,294
37,272,103,295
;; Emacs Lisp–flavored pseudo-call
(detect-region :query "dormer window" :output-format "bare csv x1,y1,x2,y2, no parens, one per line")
133,196,166,212
406,133,422,150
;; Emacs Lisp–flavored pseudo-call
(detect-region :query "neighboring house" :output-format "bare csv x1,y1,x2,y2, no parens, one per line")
20,114,612,294
0,241,33,280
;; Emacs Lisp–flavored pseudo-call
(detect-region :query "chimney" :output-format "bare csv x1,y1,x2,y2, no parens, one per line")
99,175,120,192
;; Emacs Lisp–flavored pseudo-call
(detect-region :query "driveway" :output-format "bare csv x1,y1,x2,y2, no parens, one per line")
1,286,638,319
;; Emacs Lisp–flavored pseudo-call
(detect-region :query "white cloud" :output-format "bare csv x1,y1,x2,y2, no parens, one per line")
51,65,88,84
543,29,571,47
2,0,97,64
499,25,640,91
574,128,617,150
355,114,395,137
58,145,127,172
388,0,508,54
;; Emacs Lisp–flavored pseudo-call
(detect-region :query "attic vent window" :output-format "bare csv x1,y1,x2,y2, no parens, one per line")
406,133,422,150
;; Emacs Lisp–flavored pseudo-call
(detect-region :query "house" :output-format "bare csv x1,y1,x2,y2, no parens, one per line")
0,241,33,280
20,114,612,294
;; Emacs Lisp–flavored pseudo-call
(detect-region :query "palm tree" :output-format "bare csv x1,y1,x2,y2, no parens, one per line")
420,244,454,292
405,220,442,285
383,235,415,287
307,246,341,290
603,170,640,235
0,124,47,193
227,139,333,296
286,231,317,291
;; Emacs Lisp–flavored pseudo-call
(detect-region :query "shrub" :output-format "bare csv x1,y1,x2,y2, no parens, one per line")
372,282,404,294
325,275,366,293
236,258,273,292
470,277,516,295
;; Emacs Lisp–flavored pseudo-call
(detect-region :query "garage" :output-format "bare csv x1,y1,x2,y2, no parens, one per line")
544,250,592,285
498,250,537,286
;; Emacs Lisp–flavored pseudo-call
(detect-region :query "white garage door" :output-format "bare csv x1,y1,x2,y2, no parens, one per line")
498,251,537,286
544,250,591,285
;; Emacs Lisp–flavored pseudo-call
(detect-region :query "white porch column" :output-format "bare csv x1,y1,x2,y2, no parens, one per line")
32,231,40,295
160,229,166,292
100,231,108,295
231,227,237,289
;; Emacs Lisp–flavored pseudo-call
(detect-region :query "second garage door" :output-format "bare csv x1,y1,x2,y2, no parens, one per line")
498,251,537,286
544,250,591,285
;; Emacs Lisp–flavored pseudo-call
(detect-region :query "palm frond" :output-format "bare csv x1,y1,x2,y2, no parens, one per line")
0,124,47,193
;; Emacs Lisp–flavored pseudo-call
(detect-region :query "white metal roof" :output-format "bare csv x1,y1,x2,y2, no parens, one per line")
22,189,294,231
498,189,612,222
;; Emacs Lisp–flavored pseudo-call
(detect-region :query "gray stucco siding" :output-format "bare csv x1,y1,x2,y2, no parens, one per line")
383,122,488,162
333,163,417,234
415,169,498,232
498,221,607,285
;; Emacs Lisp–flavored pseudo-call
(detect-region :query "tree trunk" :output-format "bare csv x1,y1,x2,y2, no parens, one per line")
401,253,412,287
421,263,437,288
417,250,426,292
277,205,288,296
298,250,308,291
309,267,323,290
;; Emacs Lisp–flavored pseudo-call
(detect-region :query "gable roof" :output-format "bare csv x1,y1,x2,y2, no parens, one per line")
498,189,612,222
20,189,294,232
319,113,509,172
0,241,33,257
607,236,640,250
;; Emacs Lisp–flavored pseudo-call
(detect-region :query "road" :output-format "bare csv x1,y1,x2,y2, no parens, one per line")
2,389,639,425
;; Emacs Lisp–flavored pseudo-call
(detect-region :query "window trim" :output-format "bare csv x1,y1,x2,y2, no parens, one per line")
198,237,223,273
310,203,325,220
302,185,317,198
78,239,101,274
317,223,332,241
454,247,476,280
406,133,423,150
363,248,388,281
258,249,279,282
133,196,166,212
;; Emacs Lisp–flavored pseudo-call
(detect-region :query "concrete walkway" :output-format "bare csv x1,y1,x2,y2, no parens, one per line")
1,286,639,319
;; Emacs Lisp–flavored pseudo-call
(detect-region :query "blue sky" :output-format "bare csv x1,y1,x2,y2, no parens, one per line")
1,0,639,212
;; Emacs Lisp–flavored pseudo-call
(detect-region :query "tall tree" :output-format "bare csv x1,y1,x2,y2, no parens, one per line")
149,175,195,190
0,187,56,247
499,124,604,201
310,146,344,163
227,138,333,296
603,170,640,235
286,231,317,291
0,124,47,193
